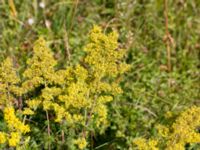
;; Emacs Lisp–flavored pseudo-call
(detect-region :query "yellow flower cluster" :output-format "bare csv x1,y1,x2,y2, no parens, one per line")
26,98,41,110
74,137,87,150
166,106,200,150
134,106,200,150
0,107,30,147
22,26,129,130
0,26,129,149
84,25,130,78
81,25,129,127
0,57,30,148
22,37,60,93
0,58,22,106
133,138,158,150
4,107,30,133
0,132,6,144
8,132,20,147
22,107,34,115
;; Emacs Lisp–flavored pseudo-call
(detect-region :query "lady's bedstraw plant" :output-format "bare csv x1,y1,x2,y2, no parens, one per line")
133,106,200,150
0,58,30,148
0,25,129,149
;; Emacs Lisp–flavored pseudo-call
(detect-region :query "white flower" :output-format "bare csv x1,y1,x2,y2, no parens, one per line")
28,18,34,25
39,2,45,8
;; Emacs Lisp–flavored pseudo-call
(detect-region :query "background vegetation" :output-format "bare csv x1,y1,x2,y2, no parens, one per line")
0,0,199,149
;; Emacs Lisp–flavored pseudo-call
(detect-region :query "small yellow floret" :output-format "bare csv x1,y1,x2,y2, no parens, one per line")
0,132,7,144
22,108,34,115
74,137,87,150
8,132,20,147
133,138,158,150
4,107,30,133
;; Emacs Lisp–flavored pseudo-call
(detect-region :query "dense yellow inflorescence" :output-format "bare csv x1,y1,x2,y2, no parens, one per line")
134,106,200,150
84,25,129,78
8,132,21,147
0,26,129,149
0,107,30,147
0,57,30,148
0,58,22,106
0,132,6,144
133,138,159,150
4,107,30,133
21,26,129,128
22,37,59,93
74,137,87,150
166,106,200,150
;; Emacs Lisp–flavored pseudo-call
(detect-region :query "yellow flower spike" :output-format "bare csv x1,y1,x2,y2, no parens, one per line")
2,107,30,148
22,37,58,93
4,107,30,134
84,25,129,78
74,137,87,150
41,87,62,101
0,57,20,85
26,99,42,109
133,138,148,150
74,65,88,81
133,138,158,150
8,132,20,147
166,106,200,149
52,103,66,122
0,132,7,144
22,108,34,115
73,114,84,123
135,106,200,150
148,139,159,150
97,96,113,104
0,57,21,105
95,105,108,127
64,112,73,124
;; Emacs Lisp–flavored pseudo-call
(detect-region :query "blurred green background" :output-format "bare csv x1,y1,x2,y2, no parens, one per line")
0,0,199,149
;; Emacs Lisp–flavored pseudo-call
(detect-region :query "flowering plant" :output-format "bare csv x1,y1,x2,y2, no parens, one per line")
0,26,129,149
